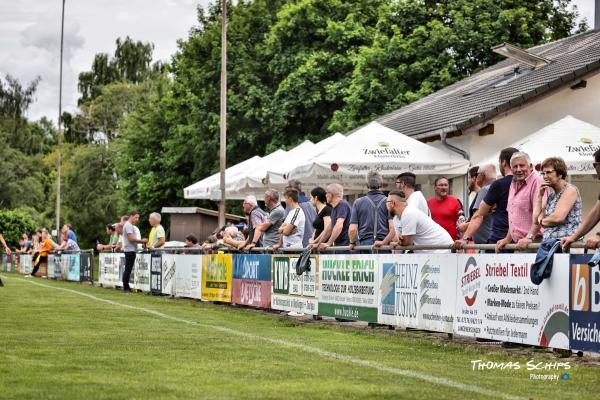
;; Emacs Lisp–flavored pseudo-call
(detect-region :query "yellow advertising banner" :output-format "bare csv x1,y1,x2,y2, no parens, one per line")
201,254,233,302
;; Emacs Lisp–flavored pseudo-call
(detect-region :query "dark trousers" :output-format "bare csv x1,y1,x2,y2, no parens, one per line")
32,255,47,276
123,252,136,291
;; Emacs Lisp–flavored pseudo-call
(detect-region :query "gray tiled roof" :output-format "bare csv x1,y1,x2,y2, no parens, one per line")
376,30,600,139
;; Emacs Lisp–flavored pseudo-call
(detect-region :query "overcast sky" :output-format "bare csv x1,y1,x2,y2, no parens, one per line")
0,0,595,123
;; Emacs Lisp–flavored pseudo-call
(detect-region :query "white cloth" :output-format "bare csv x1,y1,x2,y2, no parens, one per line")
282,206,305,248
395,205,453,253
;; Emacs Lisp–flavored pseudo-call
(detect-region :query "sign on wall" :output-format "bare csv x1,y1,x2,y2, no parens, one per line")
377,254,456,332
319,254,379,322
454,254,569,349
232,254,272,308
175,254,202,299
201,254,232,302
271,255,318,315
133,253,151,292
569,254,600,353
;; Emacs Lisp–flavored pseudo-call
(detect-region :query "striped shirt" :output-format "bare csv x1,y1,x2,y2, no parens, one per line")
282,206,305,248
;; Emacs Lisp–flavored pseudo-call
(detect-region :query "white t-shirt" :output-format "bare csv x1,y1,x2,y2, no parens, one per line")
282,206,305,248
395,205,453,253
393,190,430,235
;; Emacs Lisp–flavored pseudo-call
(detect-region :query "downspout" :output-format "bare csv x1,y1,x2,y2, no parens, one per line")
440,132,471,218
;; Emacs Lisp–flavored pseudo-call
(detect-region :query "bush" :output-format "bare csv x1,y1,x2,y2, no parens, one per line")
0,209,36,249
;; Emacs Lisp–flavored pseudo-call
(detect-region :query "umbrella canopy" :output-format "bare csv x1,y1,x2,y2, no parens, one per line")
475,116,600,175
184,155,263,199
287,121,469,190
266,133,346,185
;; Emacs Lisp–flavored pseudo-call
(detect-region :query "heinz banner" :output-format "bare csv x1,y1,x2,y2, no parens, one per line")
377,254,456,332
319,254,379,322
202,254,232,302
175,255,202,299
232,254,272,308
161,253,177,296
271,255,319,315
455,254,569,349
569,254,600,353
99,253,123,288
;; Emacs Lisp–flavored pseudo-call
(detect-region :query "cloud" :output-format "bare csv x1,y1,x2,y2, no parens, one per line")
20,15,85,62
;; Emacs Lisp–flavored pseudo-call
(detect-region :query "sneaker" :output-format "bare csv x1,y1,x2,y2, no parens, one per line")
25,275,32,278
287,311,305,317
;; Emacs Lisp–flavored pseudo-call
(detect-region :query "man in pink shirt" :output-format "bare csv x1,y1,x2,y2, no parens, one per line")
496,152,544,252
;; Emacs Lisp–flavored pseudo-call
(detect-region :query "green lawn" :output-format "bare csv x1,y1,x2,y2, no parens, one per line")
0,273,598,400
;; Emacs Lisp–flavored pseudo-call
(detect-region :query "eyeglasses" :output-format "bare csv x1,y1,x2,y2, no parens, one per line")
540,170,555,176
395,181,401,184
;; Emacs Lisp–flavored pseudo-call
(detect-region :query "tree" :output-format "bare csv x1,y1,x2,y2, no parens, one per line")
0,209,36,249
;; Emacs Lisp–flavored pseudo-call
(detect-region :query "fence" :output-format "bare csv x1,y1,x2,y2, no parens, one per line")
3,246,599,354
1,251,94,282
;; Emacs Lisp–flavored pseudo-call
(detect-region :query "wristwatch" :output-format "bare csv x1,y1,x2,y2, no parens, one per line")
526,233,534,240
462,236,472,241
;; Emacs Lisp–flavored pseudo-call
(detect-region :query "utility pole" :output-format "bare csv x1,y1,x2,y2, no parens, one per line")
218,0,227,226
56,0,66,235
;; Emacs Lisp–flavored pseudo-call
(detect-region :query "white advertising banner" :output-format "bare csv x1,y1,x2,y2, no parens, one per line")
377,254,456,332
454,254,570,349
99,253,123,288
318,254,379,322
161,254,177,296
133,253,151,292
271,255,319,315
174,254,202,299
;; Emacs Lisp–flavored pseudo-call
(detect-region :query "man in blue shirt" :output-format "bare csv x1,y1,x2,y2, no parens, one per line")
318,183,351,248
348,171,392,249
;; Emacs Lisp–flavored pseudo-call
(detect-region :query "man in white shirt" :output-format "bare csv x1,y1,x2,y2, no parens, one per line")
386,190,453,253
273,188,305,249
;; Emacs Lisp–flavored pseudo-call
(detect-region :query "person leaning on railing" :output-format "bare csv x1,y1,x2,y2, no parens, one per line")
562,148,600,250
97,224,119,252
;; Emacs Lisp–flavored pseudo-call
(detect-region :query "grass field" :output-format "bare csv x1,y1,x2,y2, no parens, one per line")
1,273,599,400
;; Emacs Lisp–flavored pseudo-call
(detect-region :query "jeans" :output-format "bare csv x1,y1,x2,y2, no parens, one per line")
123,252,136,291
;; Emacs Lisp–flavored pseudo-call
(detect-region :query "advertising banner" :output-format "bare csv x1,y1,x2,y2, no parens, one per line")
150,253,162,294
98,253,123,288
377,254,456,332
232,254,272,308
80,253,92,282
67,254,80,281
454,254,569,349
20,255,34,276
569,254,600,353
201,254,232,302
161,253,176,296
175,254,202,299
1,254,5,272
271,255,318,315
319,254,379,322
133,253,151,292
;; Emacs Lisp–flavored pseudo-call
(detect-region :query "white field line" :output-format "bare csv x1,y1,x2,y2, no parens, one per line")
7,276,525,400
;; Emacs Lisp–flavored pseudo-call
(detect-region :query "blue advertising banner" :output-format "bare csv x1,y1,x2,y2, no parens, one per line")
570,254,600,352
67,254,80,281
232,254,272,308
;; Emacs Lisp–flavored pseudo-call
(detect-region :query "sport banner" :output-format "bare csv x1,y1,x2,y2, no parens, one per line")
201,254,232,302
79,253,92,282
67,254,80,281
150,253,163,294
569,254,600,353
232,254,272,308
98,253,123,288
175,254,202,299
133,253,151,292
161,253,177,295
454,254,569,349
271,255,319,315
377,254,456,332
318,254,379,322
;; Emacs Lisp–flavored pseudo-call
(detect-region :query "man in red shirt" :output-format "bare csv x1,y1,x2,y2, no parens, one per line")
427,177,461,239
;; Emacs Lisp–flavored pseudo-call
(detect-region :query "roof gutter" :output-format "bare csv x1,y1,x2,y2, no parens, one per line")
440,132,471,218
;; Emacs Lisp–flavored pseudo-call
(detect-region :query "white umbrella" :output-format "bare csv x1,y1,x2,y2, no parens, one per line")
287,121,469,190
475,116,600,175
266,133,346,185
184,155,263,199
